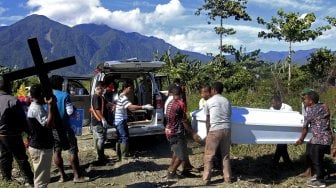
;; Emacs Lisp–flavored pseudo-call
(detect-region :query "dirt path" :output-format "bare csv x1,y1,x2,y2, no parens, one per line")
44,127,336,188
46,128,224,188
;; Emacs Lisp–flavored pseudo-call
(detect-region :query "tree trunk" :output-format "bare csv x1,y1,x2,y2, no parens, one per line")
220,18,223,56
288,41,292,85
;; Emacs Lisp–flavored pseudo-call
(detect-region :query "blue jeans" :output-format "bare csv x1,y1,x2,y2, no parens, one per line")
115,120,129,144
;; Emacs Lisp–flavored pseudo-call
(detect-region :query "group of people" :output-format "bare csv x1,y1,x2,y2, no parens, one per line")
90,80,154,165
164,79,336,187
269,89,336,187
0,75,89,188
1,72,336,187
164,80,233,185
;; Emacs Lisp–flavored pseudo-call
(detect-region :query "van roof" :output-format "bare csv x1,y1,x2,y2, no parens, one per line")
97,60,165,72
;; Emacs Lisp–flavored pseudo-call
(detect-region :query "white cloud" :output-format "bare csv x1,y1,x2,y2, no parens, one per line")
26,0,184,33
0,7,6,15
0,15,24,22
26,0,142,32
21,0,335,54
144,0,184,24
250,0,323,11
150,27,247,55
151,28,218,54
317,27,336,40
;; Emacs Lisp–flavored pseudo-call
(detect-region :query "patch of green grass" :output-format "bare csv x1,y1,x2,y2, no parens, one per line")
0,181,22,188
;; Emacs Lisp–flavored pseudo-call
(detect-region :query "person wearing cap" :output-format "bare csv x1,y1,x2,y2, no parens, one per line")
114,81,154,161
296,91,332,187
299,87,315,178
301,88,314,116
0,75,34,186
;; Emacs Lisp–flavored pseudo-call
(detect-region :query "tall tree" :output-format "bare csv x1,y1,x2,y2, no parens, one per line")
195,0,251,56
257,9,331,85
306,48,336,84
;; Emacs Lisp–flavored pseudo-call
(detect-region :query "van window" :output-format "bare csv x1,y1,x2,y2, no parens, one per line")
67,80,89,95
155,75,170,91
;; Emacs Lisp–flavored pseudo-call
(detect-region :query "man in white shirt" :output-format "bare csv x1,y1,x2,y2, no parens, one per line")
203,82,232,185
270,95,293,168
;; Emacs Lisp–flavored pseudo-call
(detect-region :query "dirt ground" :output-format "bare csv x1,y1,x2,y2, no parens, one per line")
9,127,336,188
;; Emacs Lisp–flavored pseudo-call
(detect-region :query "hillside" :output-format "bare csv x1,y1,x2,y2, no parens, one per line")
258,49,317,65
0,14,321,76
0,14,211,75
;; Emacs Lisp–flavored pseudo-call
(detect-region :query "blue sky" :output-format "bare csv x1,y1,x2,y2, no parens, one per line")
0,0,335,55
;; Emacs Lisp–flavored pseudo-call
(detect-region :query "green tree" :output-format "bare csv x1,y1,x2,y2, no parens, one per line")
158,49,203,93
257,9,331,85
305,48,336,84
195,0,251,56
0,65,11,74
326,16,336,27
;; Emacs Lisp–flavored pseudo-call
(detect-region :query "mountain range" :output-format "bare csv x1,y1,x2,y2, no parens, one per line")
0,14,318,76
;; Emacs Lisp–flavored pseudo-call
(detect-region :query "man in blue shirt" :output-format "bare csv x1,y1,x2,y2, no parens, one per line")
49,75,89,183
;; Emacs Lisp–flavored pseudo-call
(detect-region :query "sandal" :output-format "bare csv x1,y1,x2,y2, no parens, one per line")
58,175,70,183
73,176,90,183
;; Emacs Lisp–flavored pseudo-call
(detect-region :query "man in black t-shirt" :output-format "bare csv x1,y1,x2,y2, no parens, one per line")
91,84,110,165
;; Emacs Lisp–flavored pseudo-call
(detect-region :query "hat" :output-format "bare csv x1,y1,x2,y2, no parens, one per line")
300,87,314,96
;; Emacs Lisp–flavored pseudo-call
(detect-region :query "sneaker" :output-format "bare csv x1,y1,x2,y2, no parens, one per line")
167,171,179,179
310,175,317,181
308,180,326,187
310,174,329,182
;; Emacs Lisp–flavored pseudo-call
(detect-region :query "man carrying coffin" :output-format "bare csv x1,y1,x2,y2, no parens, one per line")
270,95,293,168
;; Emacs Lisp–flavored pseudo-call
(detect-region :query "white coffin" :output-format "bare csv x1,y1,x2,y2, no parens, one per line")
191,106,312,144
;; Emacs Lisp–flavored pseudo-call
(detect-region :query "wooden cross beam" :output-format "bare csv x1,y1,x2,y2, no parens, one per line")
3,38,76,98
2,37,77,150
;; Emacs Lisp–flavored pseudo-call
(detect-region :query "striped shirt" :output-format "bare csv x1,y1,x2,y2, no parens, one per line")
114,93,131,122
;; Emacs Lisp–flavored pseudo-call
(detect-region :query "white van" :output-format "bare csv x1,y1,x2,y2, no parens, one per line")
91,60,168,140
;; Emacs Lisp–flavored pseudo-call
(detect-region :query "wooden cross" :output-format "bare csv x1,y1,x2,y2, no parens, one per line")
3,38,77,149
3,38,76,97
